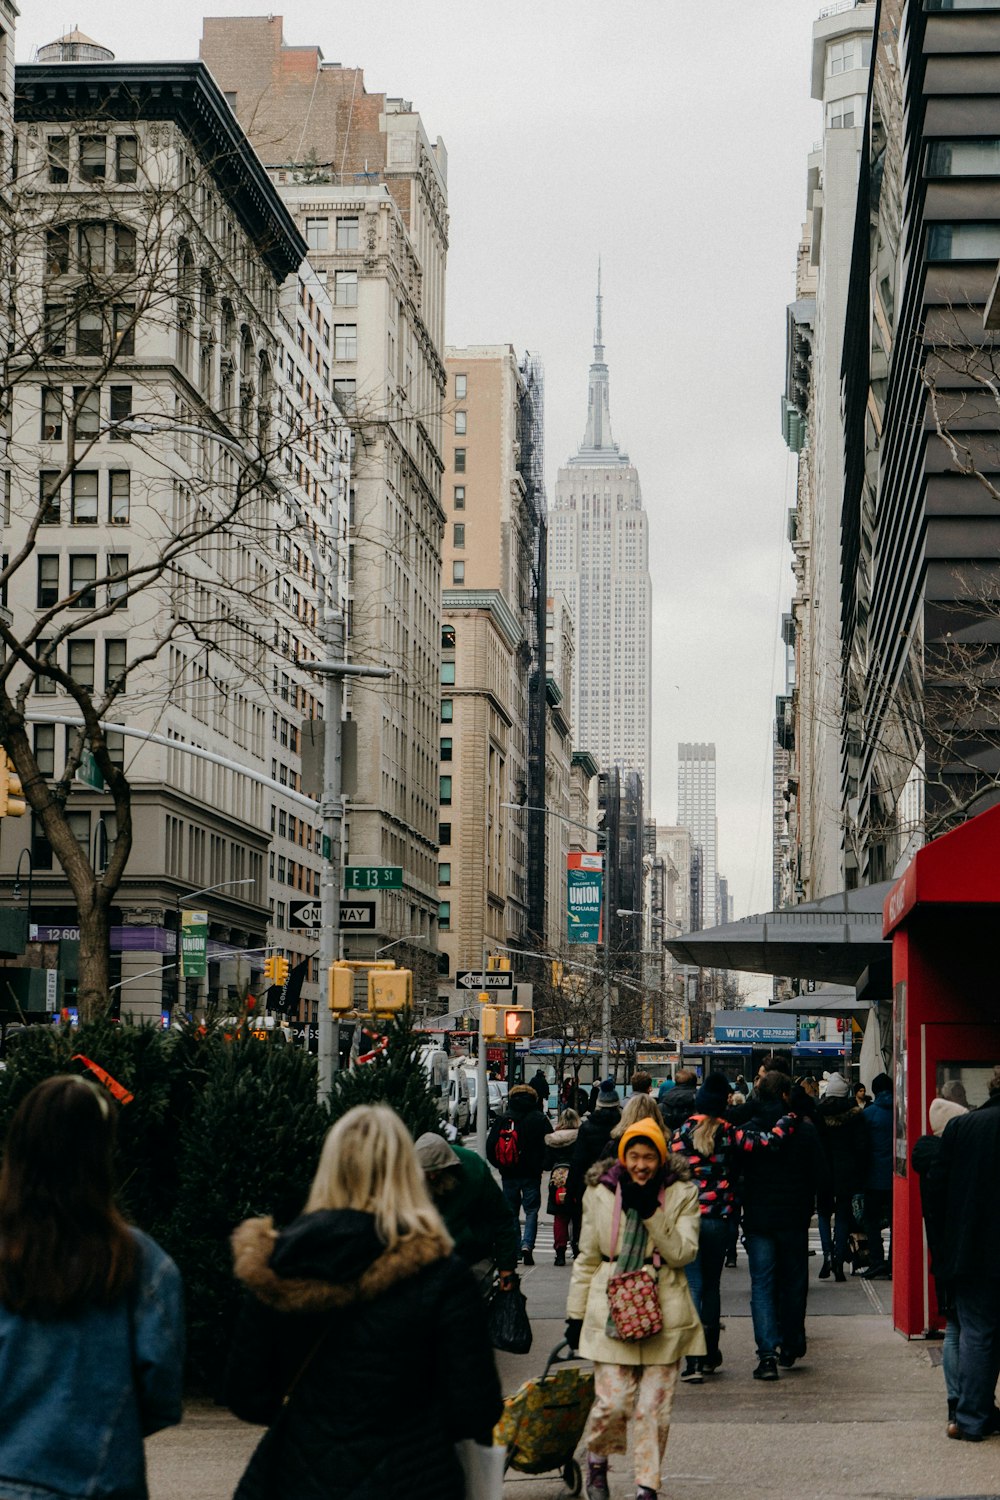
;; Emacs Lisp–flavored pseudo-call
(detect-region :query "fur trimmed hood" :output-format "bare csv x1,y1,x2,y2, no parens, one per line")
584,1150,692,1190
545,1127,579,1148
232,1209,452,1314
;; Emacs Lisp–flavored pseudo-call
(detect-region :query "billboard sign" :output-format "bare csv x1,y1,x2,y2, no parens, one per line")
567,852,603,945
713,1008,796,1044
180,910,208,979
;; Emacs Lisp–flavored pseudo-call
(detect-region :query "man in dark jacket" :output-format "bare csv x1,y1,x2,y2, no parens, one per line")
728,1054,792,1126
738,1071,828,1380
934,1064,1000,1442
566,1084,621,1227
415,1134,519,1290
486,1083,549,1265
659,1068,698,1132
911,1098,967,1429
528,1070,551,1111
861,1073,894,1280
815,1074,866,1280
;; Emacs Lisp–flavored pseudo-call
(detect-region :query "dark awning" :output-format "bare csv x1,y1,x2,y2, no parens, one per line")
768,984,873,1016
665,883,893,989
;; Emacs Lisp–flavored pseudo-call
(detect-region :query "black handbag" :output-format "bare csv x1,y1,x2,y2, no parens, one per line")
487,1275,532,1355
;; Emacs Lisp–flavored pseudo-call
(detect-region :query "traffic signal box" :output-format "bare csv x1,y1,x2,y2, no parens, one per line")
0,753,26,819
481,1005,533,1039
327,960,412,1015
263,955,290,986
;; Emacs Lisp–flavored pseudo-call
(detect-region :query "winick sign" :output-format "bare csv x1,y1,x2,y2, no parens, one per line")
567,852,603,944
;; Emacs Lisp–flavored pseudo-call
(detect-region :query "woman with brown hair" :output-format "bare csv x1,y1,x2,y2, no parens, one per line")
226,1103,502,1500
0,1075,184,1499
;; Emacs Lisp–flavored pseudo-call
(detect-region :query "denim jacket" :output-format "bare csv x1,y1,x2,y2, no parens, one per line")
0,1228,184,1500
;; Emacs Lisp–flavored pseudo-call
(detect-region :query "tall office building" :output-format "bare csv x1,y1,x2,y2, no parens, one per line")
548,274,651,798
677,743,718,930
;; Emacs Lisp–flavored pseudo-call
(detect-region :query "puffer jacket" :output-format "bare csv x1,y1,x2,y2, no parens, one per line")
566,1157,706,1366
487,1085,549,1179
0,1228,183,1500
862,1091,894,1191
226,1209,502,1500
567,1108,621,1208
816,1095,867,1199
670,1116,738,1219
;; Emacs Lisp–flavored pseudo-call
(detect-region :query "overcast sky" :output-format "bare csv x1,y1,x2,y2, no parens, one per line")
22,1,822,922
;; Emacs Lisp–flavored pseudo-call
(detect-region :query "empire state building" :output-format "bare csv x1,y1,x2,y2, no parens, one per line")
548,275,652,797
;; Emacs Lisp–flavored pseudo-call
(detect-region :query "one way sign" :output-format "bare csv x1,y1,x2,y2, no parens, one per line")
289,900,378,930
456,970,513,991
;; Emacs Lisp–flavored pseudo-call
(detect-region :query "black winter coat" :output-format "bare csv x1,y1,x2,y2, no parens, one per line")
660,1085,698,1134
911,1132,952,1308
862,1091,894,1191
225,1209,502,1500
932,1092,1000,1282
567,1109,621,1208
486,1087,549,1179
737,1101,828,1234
816,1096,867,1200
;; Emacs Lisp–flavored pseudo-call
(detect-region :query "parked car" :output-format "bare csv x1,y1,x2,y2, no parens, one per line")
487,1079,508,1124
419,1045,450,1122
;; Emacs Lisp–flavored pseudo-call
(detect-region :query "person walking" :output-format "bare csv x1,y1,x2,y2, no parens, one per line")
933,1064,1000,1443
567,1083,623,1218
529,1068,552,1113
565,1121,704,1500
415,1132,519,1290
815,1073,867,1281
0,1076,184,1500
659,1068,698,1130
911,1098,967,1432
487,1082,550,1265
860,1073,894,1280
738,1070,826,1379
227,1104,502,1498
545,1108,581,1266
630,1070,653,1097
596,1091,668,1167
670,1071,734,1382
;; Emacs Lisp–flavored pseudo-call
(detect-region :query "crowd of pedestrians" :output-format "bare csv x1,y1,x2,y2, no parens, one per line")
0,1059,995,1500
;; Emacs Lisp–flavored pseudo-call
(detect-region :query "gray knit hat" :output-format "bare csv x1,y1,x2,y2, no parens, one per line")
595,1085,621,1109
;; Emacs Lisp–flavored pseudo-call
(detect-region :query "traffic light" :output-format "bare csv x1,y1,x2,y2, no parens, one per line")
0,753,26,819
368,967,412,1014
263,955,289,986
502,1006,533,1039
481,1006,499,1037
328,964,354,1012
486,954,511,972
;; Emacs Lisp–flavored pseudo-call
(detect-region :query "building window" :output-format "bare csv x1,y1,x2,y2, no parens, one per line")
31,815,54,870
441,698,453,721
336,216,360,250
826,95,863,130
41,387,63,441
109,471,131,524
107,553,128,606
33,723,56,777
455,374,467,398
305,217,328,250
34,641,56,695
45,304,67,356
37,555,59,609
454,448,466,473
442,625,456,649
79,221,106,273
438,863,452,886
439,822,452,845
67,810,91,855
335,270,358,306
105,637,127,691
454,485,465,509
440,775,453,804
438,901,451,931
109,385,132,437
441,662,455,685
927,139,1000,177
79,135,107,182
440,737,453,761
76,309,103,357
452,561,465,584
113,305,135,355
106,730,125,768
114,224,136,272
453,523,465,548
47,135,69,184
71,472,99,525
926,222,1000,260
827,39,869,74
71,386,100,443
67,639,95,690
69,554,97,607
115,135,138,183
46,227,69,277
334,324,357,361
333,379,356,413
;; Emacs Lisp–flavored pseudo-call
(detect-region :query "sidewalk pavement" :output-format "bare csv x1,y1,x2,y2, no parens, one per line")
146,1218,1000,1500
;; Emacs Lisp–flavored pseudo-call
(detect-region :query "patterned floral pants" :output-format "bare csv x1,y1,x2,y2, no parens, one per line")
583,1361,680,1491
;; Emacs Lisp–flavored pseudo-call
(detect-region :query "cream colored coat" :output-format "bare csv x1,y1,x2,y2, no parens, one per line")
566,1173,706,1365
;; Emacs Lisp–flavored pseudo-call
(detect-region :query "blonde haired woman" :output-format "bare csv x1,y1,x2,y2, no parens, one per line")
566,1120,704,1500
226,1105,502,1500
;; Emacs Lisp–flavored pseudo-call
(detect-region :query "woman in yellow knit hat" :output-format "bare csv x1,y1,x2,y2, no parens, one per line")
565,1119,704,1500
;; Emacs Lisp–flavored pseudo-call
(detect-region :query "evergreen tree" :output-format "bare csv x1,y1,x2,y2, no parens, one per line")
327,1008,442,1139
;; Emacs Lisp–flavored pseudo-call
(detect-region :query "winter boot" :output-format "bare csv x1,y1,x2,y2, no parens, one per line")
703,1325,723,1372
833,1260,846,1282
947,1397,957,1435
637,1489,658,1500
753,1355,779,1381
554,1248,566,1267
585,1455,610,1500
818,1257,831,1280
680,1355,704,1384
521,1248,535,1267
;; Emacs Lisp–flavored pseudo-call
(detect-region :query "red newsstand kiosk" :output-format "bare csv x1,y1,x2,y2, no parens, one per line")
883,801,1000,1338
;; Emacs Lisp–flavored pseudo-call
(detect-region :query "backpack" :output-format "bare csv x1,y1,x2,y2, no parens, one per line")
550,1163,569,1205
494,1118,520,1169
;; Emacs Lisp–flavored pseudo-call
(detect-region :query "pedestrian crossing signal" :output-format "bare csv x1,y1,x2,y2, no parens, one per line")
502,1006,533,1039
368,968,412,1014
0,753,26,819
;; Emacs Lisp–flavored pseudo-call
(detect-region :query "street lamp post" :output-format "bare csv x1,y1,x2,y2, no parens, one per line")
374,935,428,958
116,420,391,1098
13,848,33,944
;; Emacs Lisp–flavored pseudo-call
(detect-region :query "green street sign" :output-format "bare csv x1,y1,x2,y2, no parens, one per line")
344,866,402,891
76,748,104,791
322,835,332,861
180,909,208,979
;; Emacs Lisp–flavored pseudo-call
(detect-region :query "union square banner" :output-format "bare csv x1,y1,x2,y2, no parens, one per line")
567,851,603,944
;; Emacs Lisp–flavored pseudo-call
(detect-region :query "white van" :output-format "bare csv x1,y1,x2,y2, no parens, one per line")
419,1045,450,1121
448,1061,472,1134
